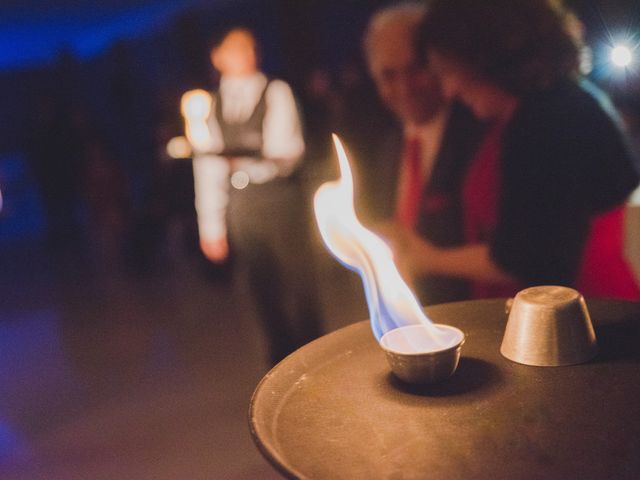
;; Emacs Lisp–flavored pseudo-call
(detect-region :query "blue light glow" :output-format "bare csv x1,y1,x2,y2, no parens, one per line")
0,1,194,71
611,43,634,68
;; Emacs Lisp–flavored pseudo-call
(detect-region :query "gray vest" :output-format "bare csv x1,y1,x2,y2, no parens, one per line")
214,80,269,158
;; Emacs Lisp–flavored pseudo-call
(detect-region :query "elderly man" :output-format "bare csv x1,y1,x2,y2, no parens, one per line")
361,3,485,304
182,28,323,364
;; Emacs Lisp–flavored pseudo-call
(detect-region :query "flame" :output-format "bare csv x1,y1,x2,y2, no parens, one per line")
314,135,447,345
181,89,214,152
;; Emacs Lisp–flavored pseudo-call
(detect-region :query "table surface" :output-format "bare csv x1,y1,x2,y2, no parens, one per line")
249,298,640,480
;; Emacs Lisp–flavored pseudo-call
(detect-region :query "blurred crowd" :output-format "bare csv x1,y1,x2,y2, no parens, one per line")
3,0,640,362
19,23,391,275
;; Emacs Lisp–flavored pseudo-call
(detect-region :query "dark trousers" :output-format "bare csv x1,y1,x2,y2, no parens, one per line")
227,177,323,363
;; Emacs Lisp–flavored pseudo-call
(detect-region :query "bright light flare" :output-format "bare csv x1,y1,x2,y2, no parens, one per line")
314,134,448,345
611,44,633,67
230,171,250,190
166,136,192,159
180,89,212,119
180,89,214,151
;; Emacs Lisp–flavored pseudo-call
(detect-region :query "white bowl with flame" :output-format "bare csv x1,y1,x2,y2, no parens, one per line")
313,135,465,384
380,324,465,384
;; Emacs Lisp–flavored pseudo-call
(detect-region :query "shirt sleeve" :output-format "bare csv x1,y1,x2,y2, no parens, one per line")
194,96,224,155
261,79,305,175
185,93,229,241
192,154,230,240
182,93,224,155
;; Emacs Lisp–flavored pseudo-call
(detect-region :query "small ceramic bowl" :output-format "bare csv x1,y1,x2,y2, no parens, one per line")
380,324,465,384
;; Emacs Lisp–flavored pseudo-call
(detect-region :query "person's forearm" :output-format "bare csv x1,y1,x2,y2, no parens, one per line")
419,242,516,284
192,155,230,240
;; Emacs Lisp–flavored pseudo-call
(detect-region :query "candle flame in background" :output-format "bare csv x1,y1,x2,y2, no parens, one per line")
166,135,192,159
314,134,448,345
181,89,214,152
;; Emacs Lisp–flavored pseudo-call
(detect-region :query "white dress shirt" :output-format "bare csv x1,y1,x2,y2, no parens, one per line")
190,72,305,240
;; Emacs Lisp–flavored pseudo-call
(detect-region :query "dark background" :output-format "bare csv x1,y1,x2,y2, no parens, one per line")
0,0,638,245
0,3,638,477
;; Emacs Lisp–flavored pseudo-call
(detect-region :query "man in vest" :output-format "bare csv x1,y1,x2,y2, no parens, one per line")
182,28,323,364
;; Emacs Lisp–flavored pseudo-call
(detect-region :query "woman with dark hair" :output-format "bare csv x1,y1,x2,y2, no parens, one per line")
385,0,640,298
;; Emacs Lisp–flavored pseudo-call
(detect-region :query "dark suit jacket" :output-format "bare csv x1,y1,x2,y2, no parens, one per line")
354,101,486,305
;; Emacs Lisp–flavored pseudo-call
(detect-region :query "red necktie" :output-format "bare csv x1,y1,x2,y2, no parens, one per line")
397,137,422,229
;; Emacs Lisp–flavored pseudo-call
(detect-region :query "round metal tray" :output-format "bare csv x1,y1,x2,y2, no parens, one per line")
250,299,640,479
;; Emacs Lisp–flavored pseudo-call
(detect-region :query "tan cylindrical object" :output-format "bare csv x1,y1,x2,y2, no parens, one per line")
500,286,597,366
